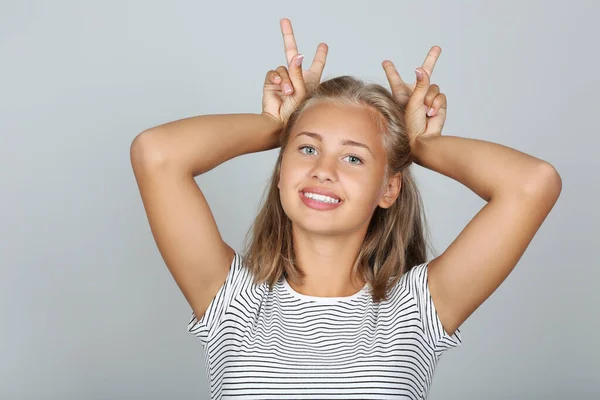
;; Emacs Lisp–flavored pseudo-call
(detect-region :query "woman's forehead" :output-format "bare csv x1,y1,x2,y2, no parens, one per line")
293,102,383,139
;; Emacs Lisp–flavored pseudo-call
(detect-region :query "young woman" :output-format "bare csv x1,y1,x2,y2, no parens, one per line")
130,18,562,400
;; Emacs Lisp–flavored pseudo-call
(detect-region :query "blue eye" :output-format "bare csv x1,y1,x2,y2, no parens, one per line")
299,145,316,155
344,155,363,165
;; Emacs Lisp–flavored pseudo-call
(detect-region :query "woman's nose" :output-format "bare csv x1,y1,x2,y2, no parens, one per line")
311,156,338,182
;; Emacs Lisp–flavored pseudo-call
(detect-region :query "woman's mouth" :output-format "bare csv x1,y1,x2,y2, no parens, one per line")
299,191,343,211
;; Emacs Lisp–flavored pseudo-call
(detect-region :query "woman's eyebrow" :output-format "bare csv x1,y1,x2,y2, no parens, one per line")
294,131,373,155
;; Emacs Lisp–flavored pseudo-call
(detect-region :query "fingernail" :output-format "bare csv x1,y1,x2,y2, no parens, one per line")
283,83,292,94
295,54,305,66
427,107,435,116
415,69,423,80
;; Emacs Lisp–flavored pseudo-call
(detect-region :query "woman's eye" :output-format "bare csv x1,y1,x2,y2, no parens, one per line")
344,155,363,165
298,146,363,165
299,146,316,155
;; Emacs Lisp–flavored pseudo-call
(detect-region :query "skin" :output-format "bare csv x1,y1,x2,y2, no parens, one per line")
277,101,402,297
263,19,443,297
265,21,561,340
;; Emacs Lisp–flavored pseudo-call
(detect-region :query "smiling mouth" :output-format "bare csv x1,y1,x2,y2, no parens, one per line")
299,191,343,210
301,191,341,204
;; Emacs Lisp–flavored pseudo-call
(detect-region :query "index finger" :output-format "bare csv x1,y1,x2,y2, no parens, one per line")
420,46,442,77
280,18,298,67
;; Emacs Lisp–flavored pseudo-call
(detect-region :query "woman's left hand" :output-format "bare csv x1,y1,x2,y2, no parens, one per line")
382,46,447,149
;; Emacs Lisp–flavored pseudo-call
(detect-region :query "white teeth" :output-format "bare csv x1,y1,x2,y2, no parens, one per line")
303,192,340,204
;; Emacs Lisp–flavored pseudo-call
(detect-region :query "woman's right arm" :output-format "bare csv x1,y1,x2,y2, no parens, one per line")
135,113,284,176
129,113,283,320
130,18,325,321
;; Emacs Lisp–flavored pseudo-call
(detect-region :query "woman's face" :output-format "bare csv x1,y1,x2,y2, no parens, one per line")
278,101,401,236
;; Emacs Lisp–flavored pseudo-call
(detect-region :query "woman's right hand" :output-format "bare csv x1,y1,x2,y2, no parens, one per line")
262,18,329,126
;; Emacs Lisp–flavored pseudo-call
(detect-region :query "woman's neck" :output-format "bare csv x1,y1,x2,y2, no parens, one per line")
290,225,368,297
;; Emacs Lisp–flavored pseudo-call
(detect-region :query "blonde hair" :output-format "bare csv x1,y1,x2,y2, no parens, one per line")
242,75,436,303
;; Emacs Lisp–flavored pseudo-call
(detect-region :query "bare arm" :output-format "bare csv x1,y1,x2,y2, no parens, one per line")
130,112,283,320
414,135,562,336
383,53,562,337
130,18,326,321
412,135,553,201
137,113,283,176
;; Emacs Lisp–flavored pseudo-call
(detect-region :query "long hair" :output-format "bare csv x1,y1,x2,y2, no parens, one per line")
241,75,436,303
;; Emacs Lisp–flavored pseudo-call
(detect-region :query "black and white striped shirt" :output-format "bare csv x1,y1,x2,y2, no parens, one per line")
188,251,462,399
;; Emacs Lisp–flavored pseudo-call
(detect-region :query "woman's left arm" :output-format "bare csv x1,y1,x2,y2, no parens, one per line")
413,134,562,336
412,134,561,201
384,48,563,336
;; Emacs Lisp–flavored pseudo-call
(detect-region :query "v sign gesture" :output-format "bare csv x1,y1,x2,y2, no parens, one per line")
382,46,442,108
262,18,329,126
280,18,328,94
383,46,447,150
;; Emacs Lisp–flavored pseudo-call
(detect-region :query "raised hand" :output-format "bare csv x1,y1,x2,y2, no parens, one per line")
382,46,447,149
280,18,328,94
261,19,329,126
382,46,442,109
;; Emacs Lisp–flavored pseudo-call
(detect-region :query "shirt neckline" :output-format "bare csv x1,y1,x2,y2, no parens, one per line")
282,276,370,303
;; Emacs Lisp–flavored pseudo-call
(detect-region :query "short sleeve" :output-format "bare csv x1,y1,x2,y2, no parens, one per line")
187,251,250,346
404,261,463,354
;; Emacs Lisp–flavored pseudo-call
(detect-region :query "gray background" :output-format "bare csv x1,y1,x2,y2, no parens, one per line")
1,0,598,399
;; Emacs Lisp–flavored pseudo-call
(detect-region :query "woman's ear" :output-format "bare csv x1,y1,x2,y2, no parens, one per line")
276,159,283,190
378,172,402,209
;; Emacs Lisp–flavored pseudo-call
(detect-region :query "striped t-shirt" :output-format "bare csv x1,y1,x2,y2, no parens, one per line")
188,251,462,399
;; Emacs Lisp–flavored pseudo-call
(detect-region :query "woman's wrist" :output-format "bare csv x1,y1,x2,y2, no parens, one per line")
260,112,285,149
410,135,437,166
